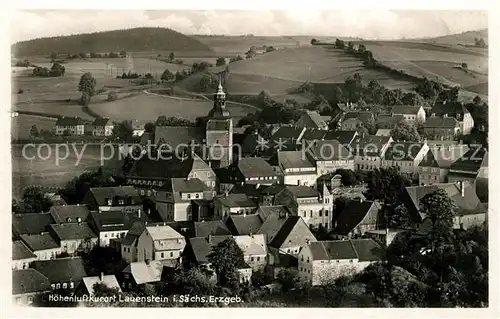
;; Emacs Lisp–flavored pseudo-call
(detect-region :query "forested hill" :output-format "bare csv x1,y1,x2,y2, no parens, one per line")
12,27,214,56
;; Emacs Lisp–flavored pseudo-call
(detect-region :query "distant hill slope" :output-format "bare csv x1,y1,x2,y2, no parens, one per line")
423,29,488,45
12,27,214,56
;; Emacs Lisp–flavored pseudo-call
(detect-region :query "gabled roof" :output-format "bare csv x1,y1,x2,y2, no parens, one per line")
308,240,358,260
90,210,131,232
269,216,315,249
431,102,470,116
187,235,233,264
87,186,140,206
285,185,319,198
129,152,211,180
82,275,122,295
194,221,231,238
295,111,329,129
343,111,373,123
226,214,263,235
384,142,426,160
391,105,422,115
257,205,290,221
33,258,87,284
278,151,315,170
260,184,287,196
229,184,262,198
92,118,111,126
375,128,391,136
419,145,470,168
331,200,380,235
448,147,487,174
234,234,268,256
13,213,55,236
305,140,353,161
256,209,289,244
349,239,385,262
12,240,37,260
242,133,267,154
237,157,278,178
216,193,257,208
352,135,392,156
20,233,60,252
423,116,459,129
376,114,405,128
49,223,98,241
55,116,85,126
272,126,305,141
49,205,90,224
12,269,51,295
323,130,358,146
146,225,184,241
300,129,328,141
154,126,204,146
123,261,163,284
163,177,210,202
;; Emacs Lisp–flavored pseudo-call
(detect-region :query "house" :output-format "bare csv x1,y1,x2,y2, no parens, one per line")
277,150,317,186
12,213,55,238
55,116,86,135
331,199,382,239
323,130,358,146
423,116,461,140
297,239,385,286
228,184,263,201
268,216,317,256
12,269,51,305
234,234,268,271
241,131,269,156
339,112,374,131
430,102,474,135
80,273,122,296
225,214,263,236
381,142,429,177
154,126,205,151
266,251,298,280
418,144,470,185
48,205,90,224
447,146,488,187
193,220,231,238
136,224,186,262
376,114,405,129
132,120,147,137
12,240,37,270
299,129,329,145
258,184,287,206
403,181,486,227
155,177,213,222
352,135,393,171
91,118,114,136
48,222,98,255
122,260,163,290
82,186,142,213
88,210,132,247
33,257,87,291
364,229,408,247
214,193,258,219
274,185,333,230
231,157,281,186
304,140,354,176
20,232,61,261
183,235,233,269
391,105,426,122
271,126,306,147
295,111,329,130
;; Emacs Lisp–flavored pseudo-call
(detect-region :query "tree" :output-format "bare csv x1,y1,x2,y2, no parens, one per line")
155,115,194,126
216,57,226,67
49,52,58,59
266,46,276,52
387,204,413,229
119,50,127,57
335,169,362,186
276,268,300,292
168,52,175,62
111,120,134,142
474,37,486,48
366,167,412,205
419,189,455,249
347,41,355,53
199,73,215,92
332,196,349,219
229,55,243,63
107,91,118,102
358,44,367,55
390,120,421,142
207,238,245,286
310,38,318,45
58,168,118,204
18,186,53,214
78,72,96,106
461,62,468,69
161,69,175,81
245,47,257,59
334,38,345,49
344,75,362,102
172,267,216,296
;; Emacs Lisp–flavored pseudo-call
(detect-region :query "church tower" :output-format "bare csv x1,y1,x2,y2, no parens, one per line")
206,82,233,168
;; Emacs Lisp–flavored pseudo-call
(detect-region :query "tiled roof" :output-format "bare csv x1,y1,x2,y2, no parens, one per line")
146,225,184,241
448,147,487,174
323,130,358,146
308,240,358,260
187,235,233,264
12,240,37,260
272,126,305,141
82,275,122,295
20,233,60,251
349,239,385,262
256,211,289,244
129,152,211,180
92,118,111,126
269,216,315,249
234,234,268,256
375,129,391,136
376,114,404,128
419,145,470,168
90,210,131,232
49,223,98,241
300,129,328,141
285,185,319,198
423,116,459,129
55,116,85,126
305,139,353,161
384,142,425,160
391,105,422,115
331,201,379,235
12,269,51,295
352,135,392,156
259,184,287,196
13,213,55,236
216,193,257,208
295,111,329,129
226,214,263,235
33,258,87,284
123,261,163,284
344,111,373,123
229,184,262,198
194,221,231,238
88,186,140,206
431,102,470,116
238,157,278,178
49,205,90,224
154,126,204,147
278,151,315,170
257,205,290,220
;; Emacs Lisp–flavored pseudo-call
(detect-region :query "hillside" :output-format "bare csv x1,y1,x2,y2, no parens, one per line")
12,27,214,56
423,29,488,45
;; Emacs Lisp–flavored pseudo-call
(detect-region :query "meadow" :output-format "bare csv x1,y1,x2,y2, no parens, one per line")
11,114,57,140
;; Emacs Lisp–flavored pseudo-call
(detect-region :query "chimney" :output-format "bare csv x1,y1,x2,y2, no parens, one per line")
224,191,228,197
137,209,141,219
100,272,104,281
145,259,150,265
460,181,465,197
305,239,310,245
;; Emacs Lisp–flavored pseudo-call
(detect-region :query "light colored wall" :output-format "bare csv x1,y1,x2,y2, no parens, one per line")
245,254,267,271
297,202,333,229
316,160,354,177
454,213,487,230
12,257,37,270
61,238,98,254
99,230,128,247
122,243,137,263
33,248,61,261
283,173,317,186
136,230,153,262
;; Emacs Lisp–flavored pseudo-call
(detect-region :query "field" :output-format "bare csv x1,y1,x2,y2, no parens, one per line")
11,114,57,140
89,92,258,122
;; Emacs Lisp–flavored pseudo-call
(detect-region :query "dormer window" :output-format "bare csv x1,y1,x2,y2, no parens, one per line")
107,199,112,206
118,199,125,205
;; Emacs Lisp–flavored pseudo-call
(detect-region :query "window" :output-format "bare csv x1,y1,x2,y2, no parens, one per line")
319,210,322,217
161,252,164,258
51,284,55,289
63,283,67,289
56,283,61,289
324,223,328,228
325,210,329,216
309,210,313,217
195,193,200,199
301,255,303,261
287,248,290,253
307,257,310,263
257,257,260,261
70,282,74,289
123,247,126,252
187,194,191,199
28,296,33,304
349,260,353,263
251,257,254,262
104,234,107,238
170,252,174,257
302,211,306,217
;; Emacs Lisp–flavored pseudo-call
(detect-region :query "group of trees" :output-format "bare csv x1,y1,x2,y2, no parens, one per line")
390,120,422,142
78,72,97,106
62,51,126,60
465,96,488,147
32,62,66,77
474,37,487,48
12,186,54,214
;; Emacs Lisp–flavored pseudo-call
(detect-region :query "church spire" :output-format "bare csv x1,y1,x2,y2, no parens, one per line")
208,75,230,119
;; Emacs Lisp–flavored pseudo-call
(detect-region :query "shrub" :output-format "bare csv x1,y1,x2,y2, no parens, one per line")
107,91,118,102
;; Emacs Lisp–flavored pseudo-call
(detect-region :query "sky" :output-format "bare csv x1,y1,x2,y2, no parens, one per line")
10,10,488,43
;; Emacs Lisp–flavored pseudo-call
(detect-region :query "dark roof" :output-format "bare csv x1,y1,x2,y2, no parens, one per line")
87,186,140,206
423,116,459,128
257,205,290,220
12,269,51,295
154,126,204,146
305,140,353,161
344,111,373,123
332,201,379,235
350,239,385,262
33,258,87,284
92,118,111,126
323,130,357,146
238,157,277,178
13,213,55,236
431,102,469,116
272,126,304,140
419,145,470,168
376,114,405,128
128,153,210,180
55,116,85,126
256,208,289,243
90,210,131,232
229,184,262,198
187,235,233,264
309,241,358,260
391,105,422,115
269,216,307,248
49,205,90,224
449,147,487,174
49,223,98,241
194,221,231,238
12,240,37,260
163,178,210,202
260,183,287,196
20,233,60,251
352,135,392,156
285,185,319,198
300,129,327,141
214,167,233,184
295,111,329,129
278,151,315,169
226,214,263,235
242,133,267,155
216,193,257,208
384,142,425,160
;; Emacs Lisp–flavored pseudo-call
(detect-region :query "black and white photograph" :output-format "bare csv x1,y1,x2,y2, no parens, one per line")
7,8,494,311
